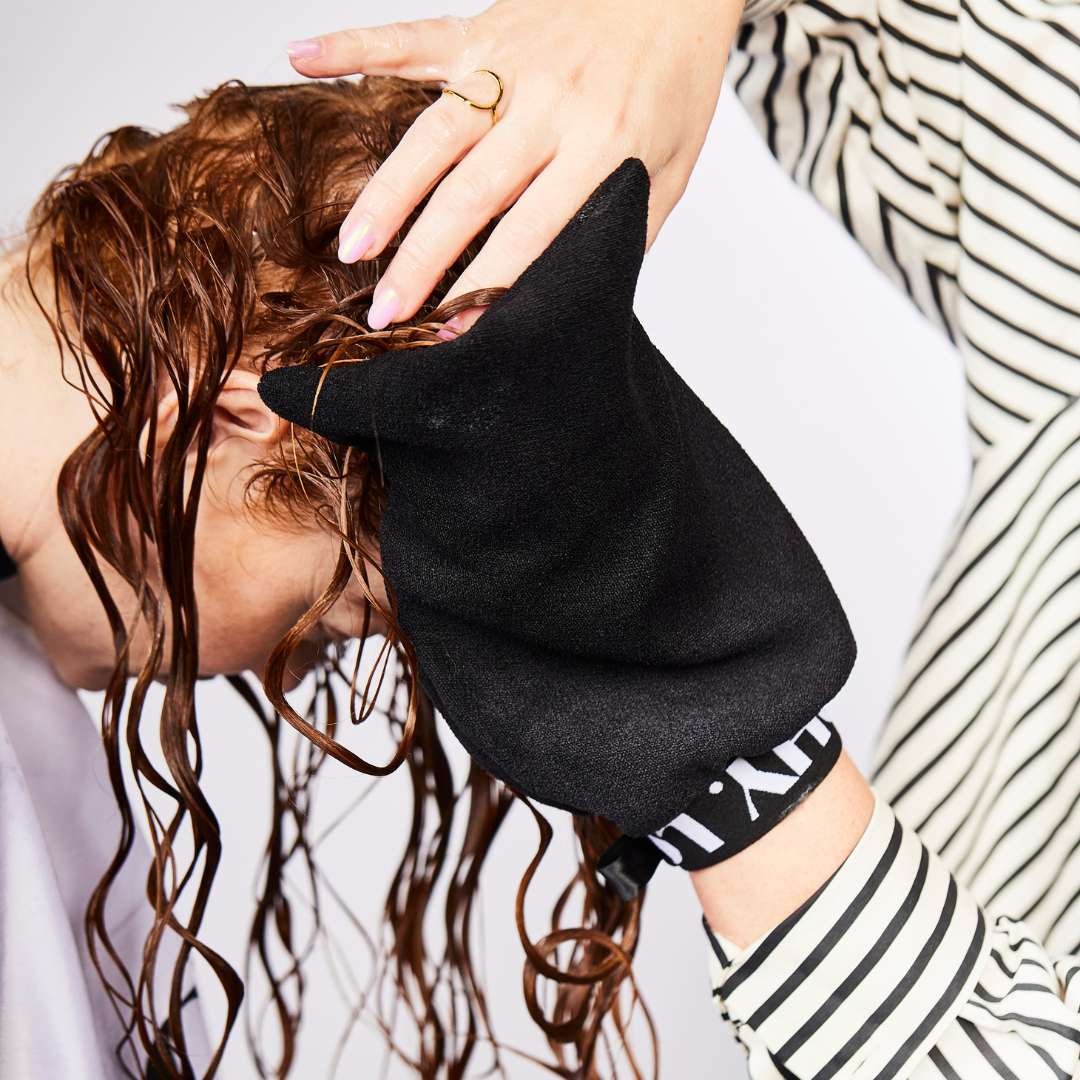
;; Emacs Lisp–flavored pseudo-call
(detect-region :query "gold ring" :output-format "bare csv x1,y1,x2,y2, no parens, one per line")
441,69,504,125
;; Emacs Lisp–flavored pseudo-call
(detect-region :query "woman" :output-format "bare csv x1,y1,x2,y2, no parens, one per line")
0,83,398,1077
276,0,1080,1075
0,77,464,1076
3,75,784,1079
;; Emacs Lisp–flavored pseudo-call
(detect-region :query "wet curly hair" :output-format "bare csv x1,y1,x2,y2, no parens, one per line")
14,76,656,1078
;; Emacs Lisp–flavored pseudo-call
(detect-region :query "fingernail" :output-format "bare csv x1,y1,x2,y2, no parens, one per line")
434,313,467,341
286,38,323,59
446,307,487,334
367,286,401,330
338,213,375,263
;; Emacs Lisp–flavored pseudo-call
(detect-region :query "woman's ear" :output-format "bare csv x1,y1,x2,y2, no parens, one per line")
209,368,290,451
152,367,289,457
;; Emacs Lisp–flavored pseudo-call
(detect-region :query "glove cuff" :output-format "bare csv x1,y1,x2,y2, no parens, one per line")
597,717,842,898
649,715,842,871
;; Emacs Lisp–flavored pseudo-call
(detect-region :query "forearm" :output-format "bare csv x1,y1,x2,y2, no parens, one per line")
689,749,874,949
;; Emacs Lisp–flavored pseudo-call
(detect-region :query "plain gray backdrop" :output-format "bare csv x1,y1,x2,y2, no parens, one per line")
2,1,969,1076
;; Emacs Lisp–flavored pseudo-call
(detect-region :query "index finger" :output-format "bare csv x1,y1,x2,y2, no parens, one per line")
286,17,471,81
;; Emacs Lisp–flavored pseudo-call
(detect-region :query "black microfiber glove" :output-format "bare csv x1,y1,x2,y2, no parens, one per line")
258,157,856,884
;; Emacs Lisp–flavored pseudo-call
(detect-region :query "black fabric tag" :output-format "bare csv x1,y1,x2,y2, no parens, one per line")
647,716,842,870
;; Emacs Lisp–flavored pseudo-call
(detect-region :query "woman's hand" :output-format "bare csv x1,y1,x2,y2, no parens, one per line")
285,0,745,332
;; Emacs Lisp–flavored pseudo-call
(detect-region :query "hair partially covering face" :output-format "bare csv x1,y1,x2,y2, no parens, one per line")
17,77,657,1079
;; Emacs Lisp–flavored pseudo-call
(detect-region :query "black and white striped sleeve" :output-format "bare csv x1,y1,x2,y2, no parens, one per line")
711,0,1080,1065
703,790,1080,1078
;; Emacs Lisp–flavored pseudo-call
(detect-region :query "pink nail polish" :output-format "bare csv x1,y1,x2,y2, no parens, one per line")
367,287,401,330
436,327,457,341
286,39,323,59
338,213,375,263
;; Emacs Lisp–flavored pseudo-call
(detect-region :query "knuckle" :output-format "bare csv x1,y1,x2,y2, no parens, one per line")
529,69,567,106
381,21,416,54
362,171,411,216
564,60,588,95
422,101,463,150
496,209,550,254
430,14,470,36
341,21,414,58
495,120,537,163
563,141,623,182
395,229,445,279
443,168,494,219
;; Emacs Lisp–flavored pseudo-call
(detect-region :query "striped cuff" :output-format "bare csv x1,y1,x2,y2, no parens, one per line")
704,789,990,1079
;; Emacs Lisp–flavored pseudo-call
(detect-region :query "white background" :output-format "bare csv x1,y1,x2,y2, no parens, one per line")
2,1,970,1076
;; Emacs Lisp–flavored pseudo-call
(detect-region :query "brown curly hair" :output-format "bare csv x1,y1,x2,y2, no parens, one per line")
14,76,657,1079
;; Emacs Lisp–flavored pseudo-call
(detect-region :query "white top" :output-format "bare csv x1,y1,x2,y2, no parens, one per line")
0,602,209,1077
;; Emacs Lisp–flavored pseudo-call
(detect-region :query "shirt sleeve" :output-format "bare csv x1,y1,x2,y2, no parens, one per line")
726,0,969,351
703,789,1080,1078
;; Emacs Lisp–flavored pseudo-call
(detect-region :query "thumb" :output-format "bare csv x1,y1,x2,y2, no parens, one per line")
258,339,478,451
285,17,469,81
258,361,381,447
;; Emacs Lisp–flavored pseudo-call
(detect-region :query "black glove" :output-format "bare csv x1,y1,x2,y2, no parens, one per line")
258,157,856,873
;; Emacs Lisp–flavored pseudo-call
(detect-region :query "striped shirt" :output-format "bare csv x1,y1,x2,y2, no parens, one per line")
705,0,1080,1072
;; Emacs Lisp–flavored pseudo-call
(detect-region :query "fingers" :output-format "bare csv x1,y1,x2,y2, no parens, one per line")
441,155,678,336
435,156,622,323
337,70,514,265
286,16,472,80
361,120,553,330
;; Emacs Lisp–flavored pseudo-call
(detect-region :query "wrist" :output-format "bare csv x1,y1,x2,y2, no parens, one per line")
689,750,874,949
